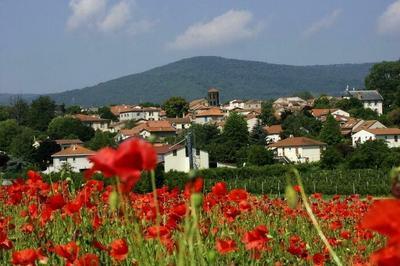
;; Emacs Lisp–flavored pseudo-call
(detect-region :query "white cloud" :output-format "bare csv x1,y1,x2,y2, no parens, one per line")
303,9,342,38
66,0,154,34
168,10,263,50
98,1,131,32
66,0,106,31
378,0,400,35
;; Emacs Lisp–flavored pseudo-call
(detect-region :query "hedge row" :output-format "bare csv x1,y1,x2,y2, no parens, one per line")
164,166,391,196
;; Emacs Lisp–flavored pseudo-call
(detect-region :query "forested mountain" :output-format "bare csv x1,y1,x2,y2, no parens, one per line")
1,56,374,106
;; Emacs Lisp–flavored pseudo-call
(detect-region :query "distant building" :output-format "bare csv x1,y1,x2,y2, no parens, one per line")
352,128,400,148
311,109,350,122
194,108,225,124
264,125,283,144
44,145,95,173
245,113,260,132
55,139,83,150
115,121,176,141
207,88,220,106
344,89,383,115
166,117,192,130
268,137,326,163
340,119,386,136
273,97,309,118
73,114,110,132
119,106,161,121
163,145,209,172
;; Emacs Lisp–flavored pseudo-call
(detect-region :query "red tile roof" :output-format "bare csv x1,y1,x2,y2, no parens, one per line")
365,128,400,135
153,144,184,155
73,114,108,122
52,145,95,157
264,125,283,135
268,137,326,148
55,139,83,145
311,109,337,117
196,108,224,117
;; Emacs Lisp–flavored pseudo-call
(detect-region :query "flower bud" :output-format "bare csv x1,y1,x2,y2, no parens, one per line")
109,191,119,211
285,185,298,209
191,193,203,209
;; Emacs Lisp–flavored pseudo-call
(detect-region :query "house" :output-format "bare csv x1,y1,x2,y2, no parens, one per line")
55,139,83,150
311,109,350,122
116,121,176,141
340,119,386,136
273,97,309,118
110,104,136,116
264,125,283,144
225,99,245,110
244,100,262,110
345,89,384,115
352,128,400,148
245,113,260,132
194,108,225,124
166,117,192,130
267,137,326,163
163,145,209,172
73,114,110,132
44,145,95,173
119,106,161,121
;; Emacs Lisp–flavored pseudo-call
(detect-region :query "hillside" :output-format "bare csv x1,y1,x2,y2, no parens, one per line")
1,56,374,106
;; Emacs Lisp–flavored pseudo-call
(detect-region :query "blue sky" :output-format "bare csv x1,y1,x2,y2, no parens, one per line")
0,0,399,94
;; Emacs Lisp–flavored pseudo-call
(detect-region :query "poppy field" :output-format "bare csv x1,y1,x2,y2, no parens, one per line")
1,139,399,265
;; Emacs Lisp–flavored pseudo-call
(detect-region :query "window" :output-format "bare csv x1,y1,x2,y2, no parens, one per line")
185,147,189,157
173,150,177,156
60,158,66,162
395,135,398,142
196,149,200,156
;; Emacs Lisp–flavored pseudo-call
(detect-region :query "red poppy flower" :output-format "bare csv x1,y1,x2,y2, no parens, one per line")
216,238,237,254
12,248,38,265
293,185,301,193
0,231,13,250
228,189,248,203
242,225,270,251
109,239,128,261
46,194,66,210
145,225,170,239
184,178,203,197
77,253,99,266
211,182,227,197
329,220,343,231
54,242,79,263
312,253,326,266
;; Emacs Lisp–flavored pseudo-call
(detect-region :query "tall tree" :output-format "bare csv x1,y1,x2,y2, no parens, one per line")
163,97,189,118
28,96,56,131
0,119,22,152
282,112,322,138
259,100,277,125
32,139,60,170
47,117,94,141
191,124,220,149
9,97,29,125
319,114,342,145
246,145,274,166
221,112,249,163
0,106,10,121
9,127,37,162
250,121,266,145
98,106,118,121
365,60,400,109
86,131,116,150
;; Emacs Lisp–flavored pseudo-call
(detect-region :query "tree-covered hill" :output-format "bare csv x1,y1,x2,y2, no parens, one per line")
1,56,374,106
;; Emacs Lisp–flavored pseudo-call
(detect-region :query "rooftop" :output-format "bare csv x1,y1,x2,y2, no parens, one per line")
55,139,83,145
347,90,383,101
365,128,400,135
268,137,326,148
264,125,283,135
73,114,109,123
196,108,224,117
52,145,95,157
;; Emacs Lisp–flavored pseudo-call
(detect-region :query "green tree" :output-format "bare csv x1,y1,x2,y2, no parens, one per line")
250,121,266,145
259,100,277,125
320,147,344,169
65,105,82,114
347,140,391,169
221,112,249,163
313,96,333,108
9,127,36,161
86,131,116,150
282,112,322,138
365,60,400,109
335,98,363,111
388,108,400,126
191,123,221,149
0,106,10,121
47,117,94,141
98,106,118,121
28,96,56,131
319,114,342,145
9,97,29,125
32,139,60,170
0,119,22,152
163,97,189,118
246,145,274,166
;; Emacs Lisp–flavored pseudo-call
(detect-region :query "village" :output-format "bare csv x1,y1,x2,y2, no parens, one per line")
30,86,398,175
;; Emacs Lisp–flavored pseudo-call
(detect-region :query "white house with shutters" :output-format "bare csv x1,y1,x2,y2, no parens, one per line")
44,145,95,173
352,128,400,148
267,137,326,163
162,145,209,172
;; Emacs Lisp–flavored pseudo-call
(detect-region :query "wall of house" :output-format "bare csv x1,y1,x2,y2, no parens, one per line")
144,111,160,121
246,118,259,132
352,131,376,146
46,156,92,173
266,134,281,144
164,148,209,172
91,122,110,132
363,101,383,115
332,110,350,117
376,135,400,148
274,146,322,163
119,112,145,121
194,116,223,124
